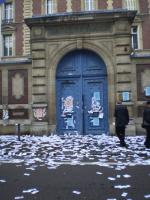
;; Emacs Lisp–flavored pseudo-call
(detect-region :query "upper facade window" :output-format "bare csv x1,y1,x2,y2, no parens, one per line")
131,26,138,49
3,2,13,23
123,0,138,10
84,0,95,11
3,35,13,57
46,0,56,14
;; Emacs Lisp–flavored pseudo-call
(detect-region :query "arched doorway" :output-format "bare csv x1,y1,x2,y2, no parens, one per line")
56,49,108,135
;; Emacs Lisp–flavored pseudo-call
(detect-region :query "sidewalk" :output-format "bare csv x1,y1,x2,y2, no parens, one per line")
0,135,150,200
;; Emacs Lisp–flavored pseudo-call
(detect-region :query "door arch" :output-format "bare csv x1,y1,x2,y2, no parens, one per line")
56,49,108,135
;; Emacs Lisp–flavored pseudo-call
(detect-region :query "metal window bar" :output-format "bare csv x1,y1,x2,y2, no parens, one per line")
131,26,138,49
85,0,95,11
125,0,137,10
46,0,55,14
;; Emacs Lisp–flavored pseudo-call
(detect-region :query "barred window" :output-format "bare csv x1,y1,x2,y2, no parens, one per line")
131,26,138,49
84,0,95,11
46,0,56,14
124,0,138,10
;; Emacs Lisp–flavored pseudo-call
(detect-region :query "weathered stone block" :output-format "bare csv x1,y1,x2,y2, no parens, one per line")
116,55,131,64
32,95,47,102
116,64,132,73
116,83,131,91
32,86,46,94
32,51,45,59
33,77,46,85
117,74,131,82
32,68,46,76
32,43,45,50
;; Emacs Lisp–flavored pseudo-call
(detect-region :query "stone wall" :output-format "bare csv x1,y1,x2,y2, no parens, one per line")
25,10,136,134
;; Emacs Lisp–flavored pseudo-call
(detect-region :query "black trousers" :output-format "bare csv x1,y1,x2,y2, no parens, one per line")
145,127,150,147
115,126,126,145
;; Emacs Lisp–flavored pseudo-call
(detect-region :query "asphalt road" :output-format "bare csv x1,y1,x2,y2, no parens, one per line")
0,135,150,200
0,163,150,200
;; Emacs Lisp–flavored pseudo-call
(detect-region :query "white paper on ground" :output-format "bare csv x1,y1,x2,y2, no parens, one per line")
72,190,81,195
121,192,128,197
22,188,39,194
14,196,24,199
144,194,150,198
0,179,6,183
114,185,131,189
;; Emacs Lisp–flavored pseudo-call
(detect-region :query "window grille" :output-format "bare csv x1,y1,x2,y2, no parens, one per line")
124,0,138,10
131,26,138,49
84,0,95,11
46,0,56,14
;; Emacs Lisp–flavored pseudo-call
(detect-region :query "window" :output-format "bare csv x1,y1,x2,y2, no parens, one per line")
84,0,95,11
46,0,55,14
124,0,138,10
4,2,13,23
3,35,13,56
131,26,138,49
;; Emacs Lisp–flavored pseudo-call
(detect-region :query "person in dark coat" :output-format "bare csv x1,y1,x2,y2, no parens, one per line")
114,101,129,147
142,101,150,148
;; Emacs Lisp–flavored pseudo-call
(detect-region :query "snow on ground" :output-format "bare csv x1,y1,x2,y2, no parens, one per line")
0,135,150,169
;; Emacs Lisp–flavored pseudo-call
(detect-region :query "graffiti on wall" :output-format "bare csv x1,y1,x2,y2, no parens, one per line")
88,92,104,126
2,109,9,126
61,96,75,129
33,108,47,121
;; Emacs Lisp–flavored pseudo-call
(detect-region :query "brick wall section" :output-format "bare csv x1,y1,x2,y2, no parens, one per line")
139,0,149,13
0,71,2,104
98,0,107,9
142,16,150,49
15,0,23,56
15,0,23,22
112,0,122,9
15,24,23,56
72,0,81,12
57,0,67,12
33,0,42,16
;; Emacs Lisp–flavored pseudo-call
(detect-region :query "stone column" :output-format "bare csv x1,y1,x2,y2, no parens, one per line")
114,20,136,135
30,27,49,135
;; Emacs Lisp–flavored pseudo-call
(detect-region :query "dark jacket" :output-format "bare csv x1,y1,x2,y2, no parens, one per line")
142,107,150,128
114,104,129,127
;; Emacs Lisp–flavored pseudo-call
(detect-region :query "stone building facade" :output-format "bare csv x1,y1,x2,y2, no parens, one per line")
0,0,150,135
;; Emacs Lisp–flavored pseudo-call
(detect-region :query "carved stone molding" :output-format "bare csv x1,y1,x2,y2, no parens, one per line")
8,69,28,104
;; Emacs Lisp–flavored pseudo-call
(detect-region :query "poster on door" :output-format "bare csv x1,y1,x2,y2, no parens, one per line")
61,96,75,129
88,92,104,126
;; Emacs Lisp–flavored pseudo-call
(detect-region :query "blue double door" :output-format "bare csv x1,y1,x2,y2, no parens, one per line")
56,50,108,135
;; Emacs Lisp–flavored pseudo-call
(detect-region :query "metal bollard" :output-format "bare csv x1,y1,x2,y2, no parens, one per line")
16,123,21,141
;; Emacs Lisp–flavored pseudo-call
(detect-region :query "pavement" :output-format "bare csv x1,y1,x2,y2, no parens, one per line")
0,135,150,200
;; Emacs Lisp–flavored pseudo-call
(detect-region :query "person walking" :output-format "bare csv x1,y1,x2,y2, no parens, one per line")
114,101,129,147
142,101,150,148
